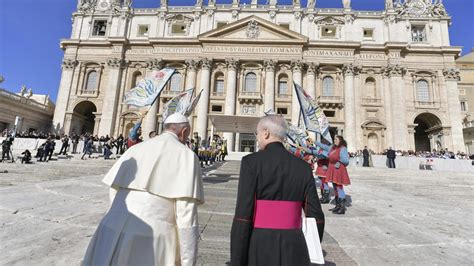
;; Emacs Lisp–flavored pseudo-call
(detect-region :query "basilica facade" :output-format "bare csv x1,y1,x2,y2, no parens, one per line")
53,0,466,153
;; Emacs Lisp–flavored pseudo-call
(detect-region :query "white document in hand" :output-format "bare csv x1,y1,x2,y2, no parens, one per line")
302,217,325,264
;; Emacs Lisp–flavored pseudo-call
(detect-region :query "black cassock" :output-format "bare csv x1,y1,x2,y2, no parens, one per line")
363,149,370,167
230,142,325,266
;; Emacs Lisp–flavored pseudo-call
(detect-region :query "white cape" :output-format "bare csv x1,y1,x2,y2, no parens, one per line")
102,132,204,204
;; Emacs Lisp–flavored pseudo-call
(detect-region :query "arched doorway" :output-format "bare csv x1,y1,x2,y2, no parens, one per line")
71,101,97,135
414,113,442,152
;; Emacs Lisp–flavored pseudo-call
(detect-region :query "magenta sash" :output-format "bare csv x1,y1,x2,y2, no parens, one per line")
253,200,303,229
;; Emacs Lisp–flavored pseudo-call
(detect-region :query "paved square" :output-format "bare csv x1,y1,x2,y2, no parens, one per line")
0,158,473,265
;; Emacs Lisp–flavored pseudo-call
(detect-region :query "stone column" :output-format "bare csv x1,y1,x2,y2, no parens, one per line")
382,71,394,148
342,64,358,152
142,59,164,140
263,59,276,113
53,59,77,134
305,63,317,99
387,64,408,150
196,58,212,141
185,59,199,133
443,68,466,152
223,58,239,152
291,60,303,124
98,58,125,137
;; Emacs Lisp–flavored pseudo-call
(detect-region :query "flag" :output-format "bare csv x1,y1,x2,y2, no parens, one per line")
162,88,194,122
124,68,175,107
183,89,203,117
286,121,309,147
293,82,332,144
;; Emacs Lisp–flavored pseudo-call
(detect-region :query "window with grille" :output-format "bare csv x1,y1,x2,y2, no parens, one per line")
411,25,426,43
278,75,288,95
244,73,257,92
92,20,107,36
85,71,98,91
214,74,224,94
170,73,182,91
138,25,149,37
322,76,335,96
416,79,430,102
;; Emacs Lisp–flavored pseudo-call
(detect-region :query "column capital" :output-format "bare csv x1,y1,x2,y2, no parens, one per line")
185,59,199,72
225,58,240,71
291,59,304,73
146,58,164,70
342,63,360,76
107,58,126,69
200,58,213,70
305,62,318,75
263,59,276,72
62,58,78,70
383,64,406,77
443,68,460,81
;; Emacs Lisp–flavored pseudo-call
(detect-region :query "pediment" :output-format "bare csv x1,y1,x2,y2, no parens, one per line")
198,15,308,44
314,16,345,25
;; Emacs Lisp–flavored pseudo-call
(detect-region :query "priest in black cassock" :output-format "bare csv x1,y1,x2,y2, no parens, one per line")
230,115,325,266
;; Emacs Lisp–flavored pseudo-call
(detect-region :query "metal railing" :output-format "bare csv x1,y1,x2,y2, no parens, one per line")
317,95,343,102
239,92,262,98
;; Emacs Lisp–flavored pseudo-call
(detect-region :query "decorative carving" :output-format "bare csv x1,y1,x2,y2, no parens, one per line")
207,9,215,17
107,58,125,69
193,11,201,20
443,68,460,81
200,58,213,70
232,10,239,19
246,20,260,39
147,59,164,70
306,63,318,75
294,12,302,20
383,14,397,24
342,63,359,76
344,14,355,24
62,59,78,69
291,60,304,73
185,59,199,72
383,64,406,77
307,14,315,23
225,58,240,71
263,59,276,72
77,0,97,13
314,16,345,25
269,10,277,19
395,0,447,17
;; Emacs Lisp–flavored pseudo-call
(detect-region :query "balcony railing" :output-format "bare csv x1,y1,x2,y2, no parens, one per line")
239,91,262,98
317,96,343,103
362,98,382,106
211,92,225,98
414,101,440,109
276,93,291,100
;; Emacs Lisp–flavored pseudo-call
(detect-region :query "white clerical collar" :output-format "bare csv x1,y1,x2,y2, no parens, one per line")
163,131,179,140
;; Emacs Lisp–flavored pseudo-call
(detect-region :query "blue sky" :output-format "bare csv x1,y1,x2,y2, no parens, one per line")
0,0,472,103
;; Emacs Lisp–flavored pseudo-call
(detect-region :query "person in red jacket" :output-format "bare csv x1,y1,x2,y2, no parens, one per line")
315,135,351,215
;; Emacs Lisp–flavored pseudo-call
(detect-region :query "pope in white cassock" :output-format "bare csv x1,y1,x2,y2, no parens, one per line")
83,113,204,266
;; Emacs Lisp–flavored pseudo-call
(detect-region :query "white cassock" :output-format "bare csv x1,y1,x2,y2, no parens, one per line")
83,131,204,266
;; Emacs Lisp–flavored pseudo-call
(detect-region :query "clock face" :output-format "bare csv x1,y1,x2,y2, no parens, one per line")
407,0,427,16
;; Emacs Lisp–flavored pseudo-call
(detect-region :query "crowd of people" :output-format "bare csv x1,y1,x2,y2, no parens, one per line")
352,147,473,160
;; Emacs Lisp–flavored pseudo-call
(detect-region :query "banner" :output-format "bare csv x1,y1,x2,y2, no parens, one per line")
183,89,204,117
162,88,194,122
124,68,175,107
293,82,332,144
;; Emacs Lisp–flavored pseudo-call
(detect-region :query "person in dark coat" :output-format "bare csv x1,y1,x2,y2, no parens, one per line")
59,135,69,155
230,115,325,266
42,139,53,162
116,134,124,154
362,146,370,167
387,147,396,168
21,150,32,164
1,138,11,162
72,134,79,154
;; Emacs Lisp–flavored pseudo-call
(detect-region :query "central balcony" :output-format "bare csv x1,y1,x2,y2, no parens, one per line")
238,91,263,104
317,96,344,109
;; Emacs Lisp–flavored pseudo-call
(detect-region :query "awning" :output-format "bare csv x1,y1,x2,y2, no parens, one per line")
208,115,260,133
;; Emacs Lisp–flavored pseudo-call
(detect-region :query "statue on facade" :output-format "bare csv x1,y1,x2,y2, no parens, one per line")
195,0,203,7
307,0,316,9
208,0,216,6
343,0,351,9
385,0,394,9
160,0,167,8
0,75,4,84
26,88,33,99
20,85,26,96
292,0,300,7
78,0,97,12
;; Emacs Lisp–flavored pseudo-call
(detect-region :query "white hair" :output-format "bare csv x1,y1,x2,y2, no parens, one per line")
164,122,190,134
257,115,288,140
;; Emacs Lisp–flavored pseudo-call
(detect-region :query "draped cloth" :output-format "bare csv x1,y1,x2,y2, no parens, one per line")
83,132,204,266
